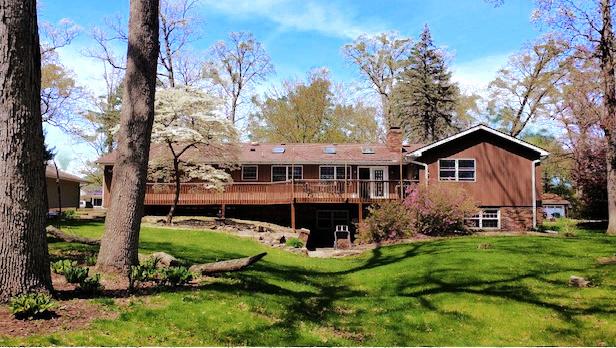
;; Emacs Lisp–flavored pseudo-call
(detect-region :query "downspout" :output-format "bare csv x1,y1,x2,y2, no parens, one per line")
531,159,541,229
409,160,429,184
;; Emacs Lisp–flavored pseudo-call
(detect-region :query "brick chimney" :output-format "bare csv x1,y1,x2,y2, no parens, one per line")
386,126,403,151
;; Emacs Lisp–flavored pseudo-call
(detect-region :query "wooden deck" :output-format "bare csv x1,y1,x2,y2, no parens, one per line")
144,180,418,205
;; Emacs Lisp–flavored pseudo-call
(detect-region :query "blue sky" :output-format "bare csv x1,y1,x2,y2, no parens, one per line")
39,0,541,173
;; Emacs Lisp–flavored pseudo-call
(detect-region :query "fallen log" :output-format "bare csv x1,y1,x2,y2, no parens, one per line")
46,225,100,246
189,252,266,275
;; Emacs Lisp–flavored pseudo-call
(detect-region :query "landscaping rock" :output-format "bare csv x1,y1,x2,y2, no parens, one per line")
569,275,590,288
298,228,310,243
597,256,616,265
279,236,286,244
149,252,180,267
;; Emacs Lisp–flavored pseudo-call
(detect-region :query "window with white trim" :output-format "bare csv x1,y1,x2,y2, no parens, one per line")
319,166,350,180
241,165,258,181
271,165,302,182
439,159,475,182
466,209,500,229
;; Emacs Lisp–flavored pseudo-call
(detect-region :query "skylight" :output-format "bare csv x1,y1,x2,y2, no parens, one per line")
361,147,375,154
323,146,336,154
272,146,285,154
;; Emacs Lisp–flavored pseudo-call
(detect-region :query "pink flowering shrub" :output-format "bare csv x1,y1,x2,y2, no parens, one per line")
404,184,477,236
357,200,414,243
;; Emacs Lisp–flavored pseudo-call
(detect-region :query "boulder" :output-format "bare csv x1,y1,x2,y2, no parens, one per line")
298,228,310,243
569,275,590,288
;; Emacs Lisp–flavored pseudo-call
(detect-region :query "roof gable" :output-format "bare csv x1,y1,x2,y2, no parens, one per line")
408,125,550,158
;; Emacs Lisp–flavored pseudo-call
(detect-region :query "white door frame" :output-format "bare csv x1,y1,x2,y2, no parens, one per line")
357,166,388,198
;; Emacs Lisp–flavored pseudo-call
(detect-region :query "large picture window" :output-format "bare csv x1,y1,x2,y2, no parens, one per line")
241,165,258,181
438,159,475,182
466,209,499,229
319,166,350,180
271,165,302,182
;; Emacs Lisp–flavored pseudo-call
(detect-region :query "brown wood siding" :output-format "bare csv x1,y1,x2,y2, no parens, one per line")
46,178,81,209
231,164,406,182
417,131,543,207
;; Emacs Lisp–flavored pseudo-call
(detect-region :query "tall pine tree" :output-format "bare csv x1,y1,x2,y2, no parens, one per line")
393,25,460,142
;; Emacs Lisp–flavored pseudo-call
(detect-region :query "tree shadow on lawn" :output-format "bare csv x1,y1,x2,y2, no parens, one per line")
48,232,616,345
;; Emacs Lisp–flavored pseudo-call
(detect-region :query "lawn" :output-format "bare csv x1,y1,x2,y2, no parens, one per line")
1,218,616,346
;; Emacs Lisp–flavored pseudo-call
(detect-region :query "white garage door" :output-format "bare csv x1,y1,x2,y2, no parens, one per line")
545,205,565,218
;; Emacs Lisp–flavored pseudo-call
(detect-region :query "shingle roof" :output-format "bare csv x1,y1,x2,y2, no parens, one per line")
97,142,425,166
45,165,88,183
542,193,570,205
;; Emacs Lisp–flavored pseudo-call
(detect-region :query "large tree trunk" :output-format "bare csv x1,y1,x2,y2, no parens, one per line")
97,0,160,272
599,0,616,235
0,0,52,302
606,130,616,234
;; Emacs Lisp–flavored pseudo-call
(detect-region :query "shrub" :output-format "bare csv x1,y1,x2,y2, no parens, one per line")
85,254,97,266
9,293,55,320
404,184,477,236
161,266,193,286
285,237,304,248
129,257,161,287
64,265,89,284
59,209,77,220
357,200,414,243
50,259,77,275
79,274,103,293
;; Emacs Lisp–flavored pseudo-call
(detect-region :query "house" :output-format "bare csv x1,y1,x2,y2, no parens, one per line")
97,125,549,246
46,165,88,210
80,187,104,209
542,193,570,218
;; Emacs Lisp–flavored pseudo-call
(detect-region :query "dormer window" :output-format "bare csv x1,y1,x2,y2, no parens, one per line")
438,159,475,182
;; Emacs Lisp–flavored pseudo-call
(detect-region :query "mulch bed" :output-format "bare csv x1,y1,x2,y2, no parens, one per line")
0,299,116,338
0,274,120,338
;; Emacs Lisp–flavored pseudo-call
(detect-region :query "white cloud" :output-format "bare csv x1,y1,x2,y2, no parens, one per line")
56,45,109,93
200,0,385,39
451,52,511,94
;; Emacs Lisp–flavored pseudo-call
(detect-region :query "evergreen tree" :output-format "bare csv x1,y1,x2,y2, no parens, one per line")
393,25,460,142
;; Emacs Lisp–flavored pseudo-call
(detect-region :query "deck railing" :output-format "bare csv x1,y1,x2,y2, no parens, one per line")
144,179,419,205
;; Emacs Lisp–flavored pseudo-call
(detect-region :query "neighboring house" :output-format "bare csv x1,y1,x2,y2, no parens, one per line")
97,125,549,246
80,187,104,209
46,165,88,210
542,193,570,218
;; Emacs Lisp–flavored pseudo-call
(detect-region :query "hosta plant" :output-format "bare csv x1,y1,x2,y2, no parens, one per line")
9,293,55,320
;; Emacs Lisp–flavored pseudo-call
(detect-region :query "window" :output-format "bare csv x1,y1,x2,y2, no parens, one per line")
438,159,475,182
361,146,375,154
323,146,336,154
466,209,499,229
271,165,302,181
241,165,258,181
319,166,350,180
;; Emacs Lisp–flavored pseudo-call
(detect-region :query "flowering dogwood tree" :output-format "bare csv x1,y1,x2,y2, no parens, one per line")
150,87,238,223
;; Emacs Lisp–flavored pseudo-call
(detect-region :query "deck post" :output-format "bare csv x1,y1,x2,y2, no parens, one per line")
358,203,363,223
221,204,226,219
291,202,296,231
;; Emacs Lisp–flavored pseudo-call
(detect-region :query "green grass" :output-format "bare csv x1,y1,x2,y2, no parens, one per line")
3,218,616,346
